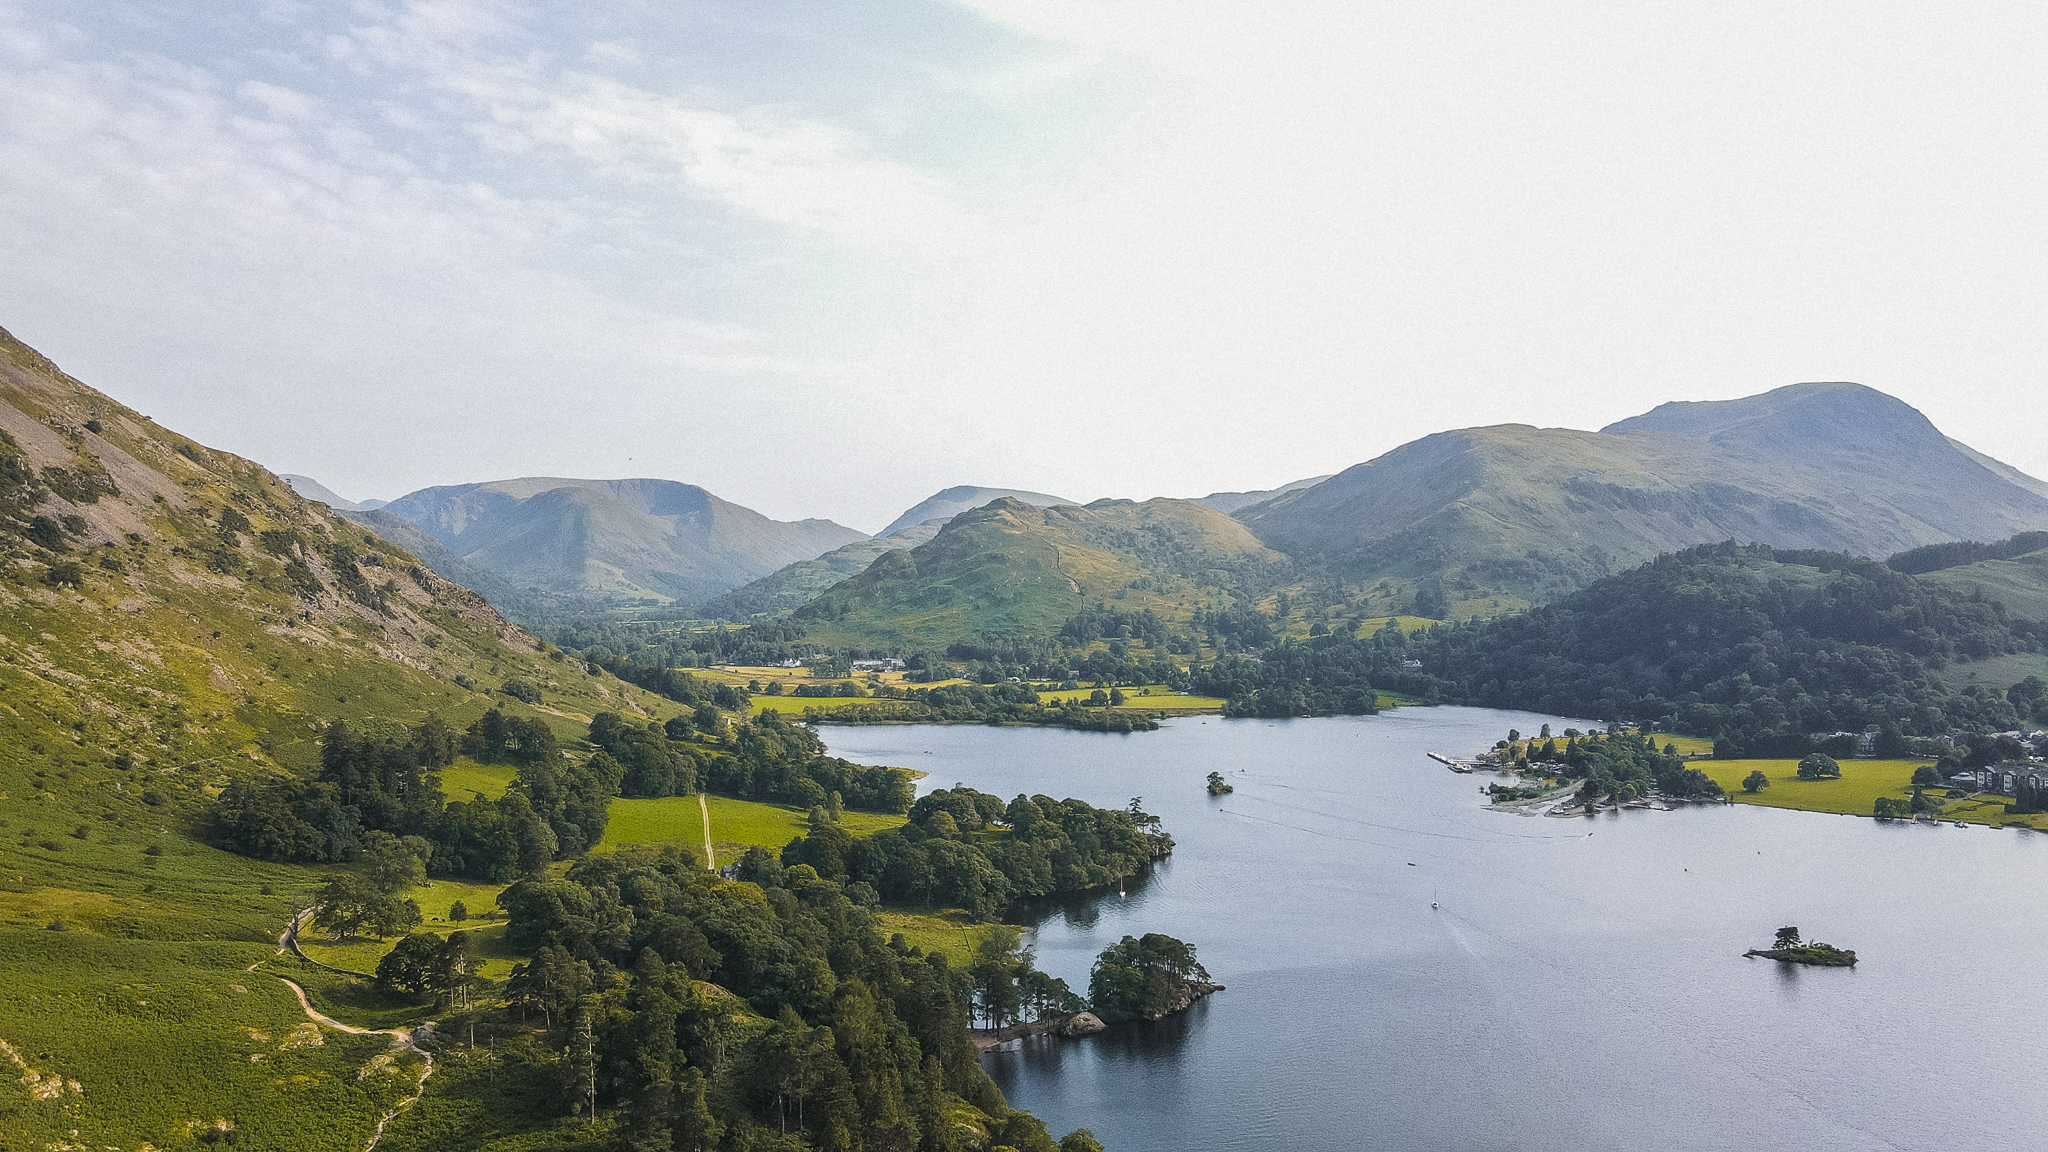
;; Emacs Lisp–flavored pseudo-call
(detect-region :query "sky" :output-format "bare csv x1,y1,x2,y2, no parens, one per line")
2,1,2045,534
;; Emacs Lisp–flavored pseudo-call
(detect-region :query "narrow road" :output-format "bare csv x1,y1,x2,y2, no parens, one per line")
274,976,436,1152
699,792,716,869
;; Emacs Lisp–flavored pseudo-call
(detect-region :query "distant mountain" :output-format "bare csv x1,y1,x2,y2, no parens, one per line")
880,485,1073,537
1240,382,2048,609
379,477,865,612
1190,475,1332,515
281,472,362,510
336,505,538,614
797,497,1285,648
700,519,947,620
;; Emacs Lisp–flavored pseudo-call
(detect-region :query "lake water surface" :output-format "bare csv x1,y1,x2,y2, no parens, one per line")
823,707,2048,1152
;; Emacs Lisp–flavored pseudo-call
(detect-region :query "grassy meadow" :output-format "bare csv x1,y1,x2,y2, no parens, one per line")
873,907,992,964
439,757,518,800
1034,684,1228,710
1695,757,2044,828
1649,732,1718,757
1356,615,1442,638
599,793,908,865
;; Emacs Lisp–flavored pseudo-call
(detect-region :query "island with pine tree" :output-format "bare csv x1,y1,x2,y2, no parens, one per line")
1745,926,1857,966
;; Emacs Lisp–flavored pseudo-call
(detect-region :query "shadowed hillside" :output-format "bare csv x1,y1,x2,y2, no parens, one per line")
380,476,865,612
699,518,946,620
797,496,1289,648
1240,382,2048,608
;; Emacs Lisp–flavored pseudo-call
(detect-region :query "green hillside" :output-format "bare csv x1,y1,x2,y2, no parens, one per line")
1241,383,2048,608
0,326,697,1148
700,519,944,620
795,496,1289,648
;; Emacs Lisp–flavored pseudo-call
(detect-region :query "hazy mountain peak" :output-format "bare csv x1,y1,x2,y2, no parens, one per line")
1193,475,1333,515
880,485,1074,536
379,474,865,611
1602,380,1942,451
280,473,362,510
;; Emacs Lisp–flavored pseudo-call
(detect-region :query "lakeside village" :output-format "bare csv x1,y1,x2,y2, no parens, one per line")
1440,723,2048,824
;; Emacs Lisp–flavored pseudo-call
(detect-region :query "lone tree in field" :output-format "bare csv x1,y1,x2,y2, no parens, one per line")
1796,753,1841,780
1774,927,1802,950
1743,771,1770,793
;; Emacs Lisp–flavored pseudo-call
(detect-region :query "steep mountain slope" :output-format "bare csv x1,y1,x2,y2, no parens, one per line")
1190,475,1332,514
879,485,1072,536
798,497,1288,648
381,476,865,611
699,518,946,620
1241,383,2048,608
0,325,696,1149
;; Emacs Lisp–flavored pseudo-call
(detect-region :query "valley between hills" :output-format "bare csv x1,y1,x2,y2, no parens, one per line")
5,320,2048,1151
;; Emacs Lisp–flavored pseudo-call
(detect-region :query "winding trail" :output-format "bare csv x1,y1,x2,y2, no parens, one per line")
258,909,436,1152
274,977,436,1152
699,792,716,869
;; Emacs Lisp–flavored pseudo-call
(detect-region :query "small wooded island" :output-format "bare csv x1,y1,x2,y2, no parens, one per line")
1745,926,1857,966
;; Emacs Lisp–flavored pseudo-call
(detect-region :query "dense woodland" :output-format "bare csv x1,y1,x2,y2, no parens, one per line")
1371,544,2044,750
481,844,1095,1151
780,786,1173,920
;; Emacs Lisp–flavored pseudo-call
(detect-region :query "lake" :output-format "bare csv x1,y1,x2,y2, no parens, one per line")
823,707,2048,1152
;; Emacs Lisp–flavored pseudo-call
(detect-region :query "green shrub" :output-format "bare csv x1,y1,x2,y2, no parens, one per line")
1797,753,1841,780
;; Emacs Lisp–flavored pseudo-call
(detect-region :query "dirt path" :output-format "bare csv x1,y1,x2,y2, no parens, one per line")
699,792,715,869
274,976,436,1152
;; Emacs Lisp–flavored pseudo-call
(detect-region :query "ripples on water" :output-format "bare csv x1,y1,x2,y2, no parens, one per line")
824,708,2048,1152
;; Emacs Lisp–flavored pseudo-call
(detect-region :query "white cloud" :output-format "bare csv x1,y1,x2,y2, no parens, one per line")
1,0,2046,531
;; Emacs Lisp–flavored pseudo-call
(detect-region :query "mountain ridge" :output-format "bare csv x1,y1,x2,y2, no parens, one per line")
1239,382,2048,609
380,475,866,612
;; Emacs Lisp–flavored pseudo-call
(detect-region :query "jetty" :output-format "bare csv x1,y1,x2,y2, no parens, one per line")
1427,752,1484,773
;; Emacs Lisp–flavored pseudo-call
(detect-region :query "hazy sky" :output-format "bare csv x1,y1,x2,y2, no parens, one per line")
3,1,2045,533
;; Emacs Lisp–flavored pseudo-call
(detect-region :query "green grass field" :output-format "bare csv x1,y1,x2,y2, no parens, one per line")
750,693,901,715
439,758,517,800
1035,684,1227,710
1689,757,2045,827
873,907,991,964
1357,615,1442,638
1650,733,1717,757
598,793,908,864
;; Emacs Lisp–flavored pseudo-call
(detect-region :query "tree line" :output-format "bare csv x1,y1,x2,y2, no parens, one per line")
777,786,1172,920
